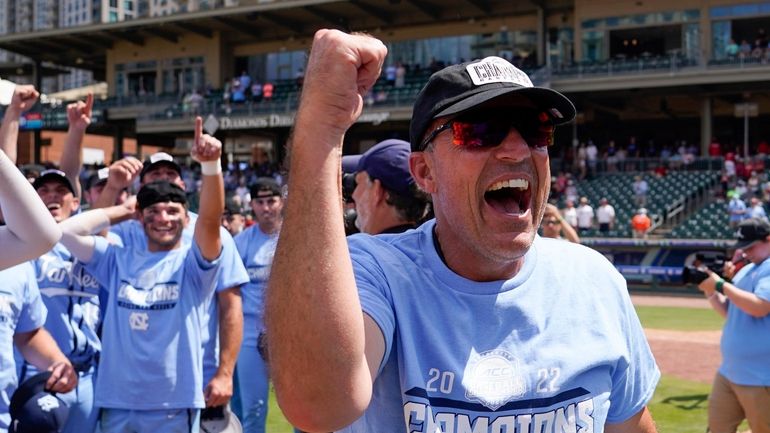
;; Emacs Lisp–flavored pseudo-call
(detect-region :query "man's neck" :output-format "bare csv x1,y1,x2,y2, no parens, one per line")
260,221,281,235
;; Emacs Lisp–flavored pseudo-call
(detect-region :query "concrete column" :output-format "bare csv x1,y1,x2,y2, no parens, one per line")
700,96,712,154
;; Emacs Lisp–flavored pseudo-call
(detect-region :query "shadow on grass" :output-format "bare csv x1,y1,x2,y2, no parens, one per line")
660,394,709,411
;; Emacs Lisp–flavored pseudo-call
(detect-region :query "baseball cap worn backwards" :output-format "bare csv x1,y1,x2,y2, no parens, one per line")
140,152,182,180
137,181,187,210
734,217,770,249
342,139,414,197
250,177,282,199
409,56,576,151
9,371,69,433
33,169,76,195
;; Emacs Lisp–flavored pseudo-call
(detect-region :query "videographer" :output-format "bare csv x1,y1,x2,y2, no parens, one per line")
697,217,770,433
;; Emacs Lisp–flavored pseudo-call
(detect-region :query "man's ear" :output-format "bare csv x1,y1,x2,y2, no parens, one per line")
410,152,436,194
70,198,81,213
371,178,387,204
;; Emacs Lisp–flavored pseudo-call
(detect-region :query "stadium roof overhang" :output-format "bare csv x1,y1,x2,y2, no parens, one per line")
0,0,572,81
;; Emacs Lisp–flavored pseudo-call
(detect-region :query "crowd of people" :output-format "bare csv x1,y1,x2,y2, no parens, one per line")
0,27,768,433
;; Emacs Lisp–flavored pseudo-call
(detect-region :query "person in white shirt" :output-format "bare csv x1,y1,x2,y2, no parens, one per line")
596,197,616,233
562,199,578,230
576,196,595,233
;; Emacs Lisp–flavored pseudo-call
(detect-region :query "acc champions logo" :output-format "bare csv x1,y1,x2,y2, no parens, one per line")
464,349,527,410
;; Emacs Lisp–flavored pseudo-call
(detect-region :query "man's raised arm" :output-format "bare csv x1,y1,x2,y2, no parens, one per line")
191,116,224,261
60,93,94,199
0,84,38,163
265,30,387,432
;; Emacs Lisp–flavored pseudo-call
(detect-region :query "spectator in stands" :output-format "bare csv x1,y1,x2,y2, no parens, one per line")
231,78,246,103
739,39,752,58
586,140,598,178
749,197,769,222
395,61,406,88
576,142,587,179
385,63,397,86
295,68,304,88
709,137,722,157
541,203,580,243
631,208,651,239
251,80,263,103
726,39,739,58
728,191,749,229
748,171,762,197
576,196,595,234
725,153,737,181
633,175,649,207
757,139,770,155
565,179,578,205
605,140,618,172
262,82,274,102
562,199,579,231
696,218,770,433
596,197,616,234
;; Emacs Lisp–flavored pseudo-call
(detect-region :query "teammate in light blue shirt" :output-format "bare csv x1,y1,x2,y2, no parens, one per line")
59,119,227,432
97,150,247,411
0,262,79,433
233,177,283,433
17,170,102,433
267,31,659,433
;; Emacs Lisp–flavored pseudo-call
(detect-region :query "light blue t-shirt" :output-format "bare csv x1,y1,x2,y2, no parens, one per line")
719,259,770,385
0,262,47,431
111,213,248,382
85,236,221,410
341,220,659,432
728,198,747,223
233,225,278,347
18,243,101,379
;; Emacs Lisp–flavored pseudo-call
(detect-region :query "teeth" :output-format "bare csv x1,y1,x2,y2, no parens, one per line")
488,179,528,192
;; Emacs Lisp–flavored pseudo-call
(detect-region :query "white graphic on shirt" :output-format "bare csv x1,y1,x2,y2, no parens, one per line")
463,349,527,410
37,395,60,412
129,312,149,331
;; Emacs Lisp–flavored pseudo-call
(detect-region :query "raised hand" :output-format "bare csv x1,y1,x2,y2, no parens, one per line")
67,92,94,132
8,85,39,115
297,30,387,139
106,156,143,190
191,116,222,163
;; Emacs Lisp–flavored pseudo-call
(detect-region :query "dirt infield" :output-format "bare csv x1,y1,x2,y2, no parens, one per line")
632,294,720,384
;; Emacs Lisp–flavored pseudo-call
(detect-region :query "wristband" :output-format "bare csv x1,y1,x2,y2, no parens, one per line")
200,160,222,176
715,279,725,295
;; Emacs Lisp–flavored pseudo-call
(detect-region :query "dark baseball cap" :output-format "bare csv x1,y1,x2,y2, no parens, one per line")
409,56,576,151
250,177,282,199
140,152,182,180
32,169,76,195
342,139,414,197
9,371,69,433
85,167,110,190
734,218,770,249
137,181,187,210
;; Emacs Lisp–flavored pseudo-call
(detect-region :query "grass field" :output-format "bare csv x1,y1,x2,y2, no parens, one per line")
635,305,724,331
262,304,725,432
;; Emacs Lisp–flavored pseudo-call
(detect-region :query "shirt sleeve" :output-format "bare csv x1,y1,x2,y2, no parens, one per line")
185,241,222,303
349,236,396,375
215,228,249,292
83,236,118,293
606,274,661,423
16,262,48,333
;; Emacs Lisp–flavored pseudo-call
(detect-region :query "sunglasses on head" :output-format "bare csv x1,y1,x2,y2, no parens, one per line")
419,109,555,151
543,218,561,225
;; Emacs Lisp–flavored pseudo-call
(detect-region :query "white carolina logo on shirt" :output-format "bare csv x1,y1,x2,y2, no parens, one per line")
463,349,527,410
129,312,149,331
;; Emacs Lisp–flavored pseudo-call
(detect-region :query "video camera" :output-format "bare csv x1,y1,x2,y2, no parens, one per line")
682,251,726,285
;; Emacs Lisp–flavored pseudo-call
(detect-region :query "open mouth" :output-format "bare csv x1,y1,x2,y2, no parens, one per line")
484,179,531,215
46,203,61,211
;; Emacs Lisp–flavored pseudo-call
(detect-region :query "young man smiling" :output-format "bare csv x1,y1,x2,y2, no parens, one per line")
267,30,659,433
58,118,226,432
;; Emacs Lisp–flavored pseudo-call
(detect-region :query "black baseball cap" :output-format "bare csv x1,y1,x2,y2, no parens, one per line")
250,177,282,199
140,152,182,181
734,218,770,249
342,139,415,197
409,56,576,151
137,181,187,210
85,167,110,190
9,371,69,433
32,169,76,195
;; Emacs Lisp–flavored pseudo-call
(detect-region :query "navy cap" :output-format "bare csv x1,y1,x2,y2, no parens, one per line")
341,139,414,197
140,152,182,180
137,181,187,210
85,167,110,190
32,169,76,195
734,218,770,249
410,56,575,151
9,372,69,433
250,177,281,199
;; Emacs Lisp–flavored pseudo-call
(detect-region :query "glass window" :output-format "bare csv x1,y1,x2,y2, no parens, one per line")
582,30,605,61
711,20,732,60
